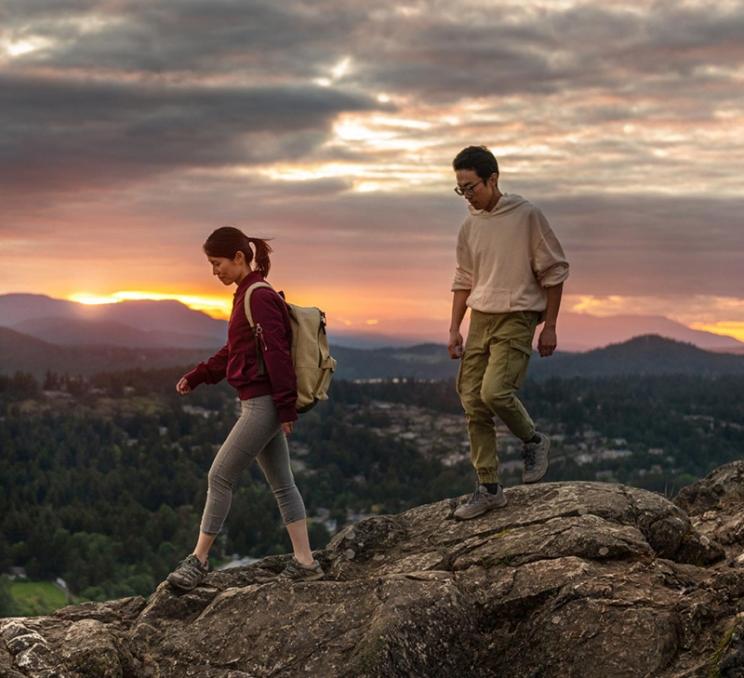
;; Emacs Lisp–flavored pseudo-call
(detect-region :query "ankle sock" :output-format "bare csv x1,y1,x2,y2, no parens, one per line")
483,482,501,494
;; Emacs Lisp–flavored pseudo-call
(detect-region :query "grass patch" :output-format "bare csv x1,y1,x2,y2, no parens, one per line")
708,622,736,678
9,580,77,617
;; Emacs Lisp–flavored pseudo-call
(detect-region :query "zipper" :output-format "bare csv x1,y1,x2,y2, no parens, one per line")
255,323,268,351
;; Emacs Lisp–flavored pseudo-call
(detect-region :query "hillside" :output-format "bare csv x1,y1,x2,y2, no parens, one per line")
4,328,744,380
536,334,744,378
332,334,744,381
12,316,222,349
1,463,742,677
0,327,209,377
2,293,743,354
0,294,226,348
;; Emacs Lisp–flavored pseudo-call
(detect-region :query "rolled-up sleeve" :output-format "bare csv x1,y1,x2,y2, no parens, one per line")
451,224,474,291
531,208,569,288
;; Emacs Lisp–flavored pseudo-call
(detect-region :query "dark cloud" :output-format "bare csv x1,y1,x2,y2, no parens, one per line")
0,73,381,192
1,0,364,77
1,0,741,308
2,1,742,191
5,1,744,100
9,160,739,299
347,2,744,102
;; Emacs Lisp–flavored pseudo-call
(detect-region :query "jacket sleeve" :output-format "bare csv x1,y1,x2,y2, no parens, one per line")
251,289,298,423
451,222,474,291
183,344,229,389
530,207,570,288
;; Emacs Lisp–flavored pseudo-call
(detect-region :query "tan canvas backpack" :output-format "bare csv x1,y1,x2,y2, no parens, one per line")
244,282,336,413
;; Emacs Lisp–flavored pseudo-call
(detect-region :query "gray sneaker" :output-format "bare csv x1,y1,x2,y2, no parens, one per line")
522,432,551,483
281,557,325,582
454,484,507,520
167,554,209,591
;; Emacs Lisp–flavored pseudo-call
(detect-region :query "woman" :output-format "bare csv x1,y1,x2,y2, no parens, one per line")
166,226,323,590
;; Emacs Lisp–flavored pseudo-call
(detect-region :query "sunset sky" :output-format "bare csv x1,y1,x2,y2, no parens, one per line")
1,0,743,341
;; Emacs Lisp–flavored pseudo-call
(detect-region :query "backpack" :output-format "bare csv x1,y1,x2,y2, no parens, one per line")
244,282,336,413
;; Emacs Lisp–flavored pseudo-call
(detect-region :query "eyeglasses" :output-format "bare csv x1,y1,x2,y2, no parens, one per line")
454,180,484,196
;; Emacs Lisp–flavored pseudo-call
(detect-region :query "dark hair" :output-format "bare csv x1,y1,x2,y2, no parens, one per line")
452,145,499,182
203,227,272,277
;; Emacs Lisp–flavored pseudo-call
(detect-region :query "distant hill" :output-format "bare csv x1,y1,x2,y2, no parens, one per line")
0,327,209,378
555,311,743,351
12,316,222,349
332,344,458,380
332,334,744,381
2,329,743,380
534,334,744,378
0,293,226,349
2,293,742,353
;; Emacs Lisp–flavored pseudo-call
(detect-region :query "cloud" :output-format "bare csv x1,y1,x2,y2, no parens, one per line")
4,159,743,300
0,1,366,77
0,73,382,193
1,0,742,331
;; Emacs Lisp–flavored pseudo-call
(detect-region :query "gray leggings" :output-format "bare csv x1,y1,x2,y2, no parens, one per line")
200,395,306,535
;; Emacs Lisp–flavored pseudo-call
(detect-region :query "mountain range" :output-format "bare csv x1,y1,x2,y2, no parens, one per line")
331,334,744,381
1,293,742,353
0,327,208,378
0,293,226,349
2,325,743,381
1,293,744,380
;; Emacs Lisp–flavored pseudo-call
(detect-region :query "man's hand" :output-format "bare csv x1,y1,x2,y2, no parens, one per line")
176,377,191,395
281,421,294,436
538,325,557,357
448,330,464,359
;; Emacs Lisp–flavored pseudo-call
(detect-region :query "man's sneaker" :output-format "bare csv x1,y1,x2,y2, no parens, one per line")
281,557,325,582
522,432,551,483
454,484,507,520
166,554,209,591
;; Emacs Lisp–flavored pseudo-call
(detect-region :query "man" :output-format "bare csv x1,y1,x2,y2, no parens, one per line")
449,145,569,520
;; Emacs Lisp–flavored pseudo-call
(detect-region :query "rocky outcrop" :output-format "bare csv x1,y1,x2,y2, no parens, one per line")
676,460,744,563
2,463,744,677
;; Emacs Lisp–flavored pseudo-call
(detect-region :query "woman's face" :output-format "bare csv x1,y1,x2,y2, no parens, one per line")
207,253,247,285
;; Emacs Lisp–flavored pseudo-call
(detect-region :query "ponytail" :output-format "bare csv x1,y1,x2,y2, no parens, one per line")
247,237,272,277
203,227,273,277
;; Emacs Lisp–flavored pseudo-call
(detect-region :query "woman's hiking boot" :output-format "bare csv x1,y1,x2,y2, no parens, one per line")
454,483,507,520
167,554,209,591
281,557,325,582
522,431,551,483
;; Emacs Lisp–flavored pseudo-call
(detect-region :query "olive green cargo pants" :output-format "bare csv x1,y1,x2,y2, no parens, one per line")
456,310,540,484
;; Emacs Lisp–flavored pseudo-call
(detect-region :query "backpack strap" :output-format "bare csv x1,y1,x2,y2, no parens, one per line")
243,281,275,376
243,281,275,328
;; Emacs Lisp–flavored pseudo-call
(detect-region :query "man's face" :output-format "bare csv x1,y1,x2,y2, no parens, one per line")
455,168,496,210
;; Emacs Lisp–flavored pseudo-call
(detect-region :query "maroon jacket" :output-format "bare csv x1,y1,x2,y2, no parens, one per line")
183,271,298,422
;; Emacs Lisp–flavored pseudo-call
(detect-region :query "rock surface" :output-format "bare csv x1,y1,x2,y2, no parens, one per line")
2,462,744,677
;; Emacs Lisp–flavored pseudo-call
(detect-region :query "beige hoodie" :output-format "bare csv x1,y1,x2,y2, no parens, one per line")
452,194,569,314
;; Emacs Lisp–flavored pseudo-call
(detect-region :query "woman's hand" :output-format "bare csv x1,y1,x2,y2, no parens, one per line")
281,421,294,436
176,377,191,395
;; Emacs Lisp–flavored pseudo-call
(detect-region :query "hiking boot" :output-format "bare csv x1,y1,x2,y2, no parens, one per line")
280,557,325,582
454,484,507,520
166,554,209,591
522,432,551,483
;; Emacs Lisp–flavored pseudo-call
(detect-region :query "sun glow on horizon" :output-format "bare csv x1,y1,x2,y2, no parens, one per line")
68,291,232,318
690,322,744,343
60,291,744,343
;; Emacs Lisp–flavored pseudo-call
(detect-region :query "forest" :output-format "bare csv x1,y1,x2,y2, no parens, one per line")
1,368,743,614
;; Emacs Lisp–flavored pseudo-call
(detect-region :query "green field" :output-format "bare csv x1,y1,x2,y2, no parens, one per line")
8,580,75,617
